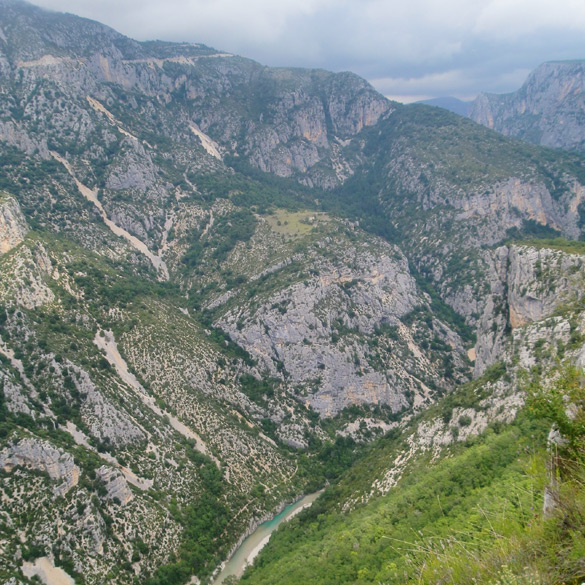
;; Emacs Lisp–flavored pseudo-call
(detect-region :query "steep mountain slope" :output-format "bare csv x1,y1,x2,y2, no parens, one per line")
0,219,312,584
327,105,585,339
0,4,465,581
0,0,392,194
239,240,585,585
1,2,585,585
469,61,585,154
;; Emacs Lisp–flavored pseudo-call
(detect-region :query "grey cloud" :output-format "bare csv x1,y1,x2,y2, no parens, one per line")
28,0,585,101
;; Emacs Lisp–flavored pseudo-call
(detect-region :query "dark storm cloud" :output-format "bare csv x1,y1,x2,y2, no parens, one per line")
29,0,585,102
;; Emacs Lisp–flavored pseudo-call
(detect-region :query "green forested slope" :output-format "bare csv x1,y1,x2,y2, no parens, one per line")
241,394,585,585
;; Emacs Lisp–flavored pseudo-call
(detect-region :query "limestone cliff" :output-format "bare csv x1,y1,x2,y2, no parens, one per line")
469,61,585,153
474,243,585,375
0,437,80,496
0,195,27,254
0,0,393,195
216,223,469,417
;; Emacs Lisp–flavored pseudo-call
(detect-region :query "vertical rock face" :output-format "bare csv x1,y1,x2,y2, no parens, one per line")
474,244,585,375
469,61,585,153
444,177,578,242
195,68,394,187
506,245,585,328
473,246,510,376
0,195,28,254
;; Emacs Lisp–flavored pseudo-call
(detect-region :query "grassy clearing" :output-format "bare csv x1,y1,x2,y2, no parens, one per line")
516,238,585,256
265,210,330,238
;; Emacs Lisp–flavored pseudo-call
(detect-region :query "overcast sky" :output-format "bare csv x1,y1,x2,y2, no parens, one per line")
30,0,585,102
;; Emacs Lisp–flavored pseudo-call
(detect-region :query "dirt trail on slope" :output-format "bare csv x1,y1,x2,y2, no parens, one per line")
94,330,218,465
50,151,169,280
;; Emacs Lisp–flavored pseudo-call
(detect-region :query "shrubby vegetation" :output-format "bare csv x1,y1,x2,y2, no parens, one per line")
239,367,585,585
182,209,257,271
239,413,548,585
516,237,585,256
4,15,585,585
147,452,230,585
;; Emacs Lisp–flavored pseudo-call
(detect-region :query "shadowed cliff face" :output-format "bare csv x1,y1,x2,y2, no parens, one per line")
473,243,585,376
469,61,585,154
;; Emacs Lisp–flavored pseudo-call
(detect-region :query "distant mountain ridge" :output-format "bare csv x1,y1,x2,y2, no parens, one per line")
416,96,471,116
469,60,585,153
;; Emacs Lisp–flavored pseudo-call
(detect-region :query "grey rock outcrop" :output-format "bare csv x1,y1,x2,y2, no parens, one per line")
0,438,80,496
474,244,585,374
451,178,571,242
0,242,56,309
0,196,27,255
219,239,464,416
507,246,583,327
0,375,33,416
66,362,147,447
96,465,134,505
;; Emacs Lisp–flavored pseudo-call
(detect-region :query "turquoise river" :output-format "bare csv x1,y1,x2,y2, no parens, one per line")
212,491,322,585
